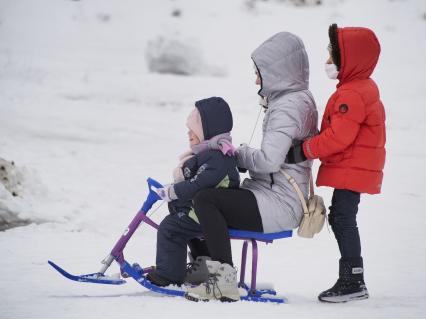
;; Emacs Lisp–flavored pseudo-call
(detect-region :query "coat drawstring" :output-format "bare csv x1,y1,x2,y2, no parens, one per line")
270,173,275,188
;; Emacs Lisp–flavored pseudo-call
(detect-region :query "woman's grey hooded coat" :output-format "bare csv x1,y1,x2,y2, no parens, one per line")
237,32,318,233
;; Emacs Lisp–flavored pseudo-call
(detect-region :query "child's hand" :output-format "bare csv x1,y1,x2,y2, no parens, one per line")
285,140,307,164
151,185,175,202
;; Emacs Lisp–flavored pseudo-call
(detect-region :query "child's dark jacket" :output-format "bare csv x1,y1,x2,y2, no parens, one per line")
169,150,240,220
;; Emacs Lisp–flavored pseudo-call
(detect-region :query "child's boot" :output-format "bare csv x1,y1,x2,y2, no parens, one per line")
184,256,211,285
146,271,179,287
318,258,369,303
185,260,240,302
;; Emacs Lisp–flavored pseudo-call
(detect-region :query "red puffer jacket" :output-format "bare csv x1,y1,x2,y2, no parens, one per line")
303,27,386,194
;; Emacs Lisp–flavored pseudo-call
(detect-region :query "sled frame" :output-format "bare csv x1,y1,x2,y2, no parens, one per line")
49,178,292,303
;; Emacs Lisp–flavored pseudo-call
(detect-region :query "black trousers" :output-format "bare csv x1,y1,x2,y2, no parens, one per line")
193,188,264,266
328,189,362,259
187,238,209,260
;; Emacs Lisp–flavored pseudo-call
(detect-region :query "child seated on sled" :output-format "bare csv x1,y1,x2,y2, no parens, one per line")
146,96,240,287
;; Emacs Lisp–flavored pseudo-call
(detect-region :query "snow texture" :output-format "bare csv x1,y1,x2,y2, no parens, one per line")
0,0,426,318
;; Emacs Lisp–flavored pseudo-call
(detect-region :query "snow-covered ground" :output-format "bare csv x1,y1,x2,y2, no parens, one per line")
1,0,426,318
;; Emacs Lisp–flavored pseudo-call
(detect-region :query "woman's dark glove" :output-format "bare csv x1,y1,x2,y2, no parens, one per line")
238,167,248,173
285,140,307,164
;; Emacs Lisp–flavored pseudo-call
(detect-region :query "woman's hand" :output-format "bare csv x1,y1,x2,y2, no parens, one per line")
236,143,248,153
236,144,248,172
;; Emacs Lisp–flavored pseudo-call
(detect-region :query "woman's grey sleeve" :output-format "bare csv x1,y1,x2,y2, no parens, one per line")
237,107,301,174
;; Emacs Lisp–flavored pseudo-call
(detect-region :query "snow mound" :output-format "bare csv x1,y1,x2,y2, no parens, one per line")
145,35,227,77
244,0,322,10
0,183,31,231
0,158,46,231
288,0,323,6
0,159,22,197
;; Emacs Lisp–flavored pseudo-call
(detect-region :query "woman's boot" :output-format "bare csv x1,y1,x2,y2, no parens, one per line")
185,260,240,302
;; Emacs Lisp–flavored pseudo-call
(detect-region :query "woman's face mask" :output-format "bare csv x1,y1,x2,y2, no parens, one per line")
325,63,339,80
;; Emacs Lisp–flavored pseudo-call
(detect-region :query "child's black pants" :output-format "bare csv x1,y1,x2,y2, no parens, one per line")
328,189,362,259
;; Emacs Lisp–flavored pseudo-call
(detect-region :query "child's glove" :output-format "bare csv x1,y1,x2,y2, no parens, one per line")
285,140,307,164
151,185,177,202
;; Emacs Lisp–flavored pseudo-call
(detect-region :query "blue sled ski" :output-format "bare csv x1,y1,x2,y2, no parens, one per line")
120,261,284,302
121,261,286,303
48,261,126,285
49,259,284,302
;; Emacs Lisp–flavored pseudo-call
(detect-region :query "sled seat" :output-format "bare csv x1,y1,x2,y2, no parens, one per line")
229,229,292,242
228,229,292,299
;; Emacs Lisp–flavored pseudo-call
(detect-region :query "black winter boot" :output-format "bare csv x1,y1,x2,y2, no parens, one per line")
146,271,180,287
318,258,369,303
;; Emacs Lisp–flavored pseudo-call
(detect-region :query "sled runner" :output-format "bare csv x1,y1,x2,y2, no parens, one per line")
49,178,292,303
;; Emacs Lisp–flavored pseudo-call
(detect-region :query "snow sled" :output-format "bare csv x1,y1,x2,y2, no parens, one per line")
49,178,292,303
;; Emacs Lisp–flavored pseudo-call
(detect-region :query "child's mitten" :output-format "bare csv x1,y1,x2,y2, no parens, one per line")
151,185,177,202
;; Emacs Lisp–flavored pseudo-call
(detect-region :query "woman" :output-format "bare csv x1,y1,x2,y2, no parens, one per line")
185,32,318,302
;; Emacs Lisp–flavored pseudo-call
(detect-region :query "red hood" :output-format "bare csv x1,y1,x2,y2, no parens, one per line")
337,27,381,85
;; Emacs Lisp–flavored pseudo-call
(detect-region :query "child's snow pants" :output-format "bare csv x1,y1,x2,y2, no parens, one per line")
155,213,203,283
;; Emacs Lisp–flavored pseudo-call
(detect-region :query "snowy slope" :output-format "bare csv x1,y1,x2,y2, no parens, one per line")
1,0,426,318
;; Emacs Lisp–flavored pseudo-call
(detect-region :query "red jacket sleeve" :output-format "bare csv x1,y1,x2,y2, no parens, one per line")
303,90,366,159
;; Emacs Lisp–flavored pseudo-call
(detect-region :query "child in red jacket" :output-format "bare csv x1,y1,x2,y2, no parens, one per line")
286,24,386,303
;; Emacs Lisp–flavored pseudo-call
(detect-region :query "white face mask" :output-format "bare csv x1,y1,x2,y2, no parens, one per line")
325,63,339,80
